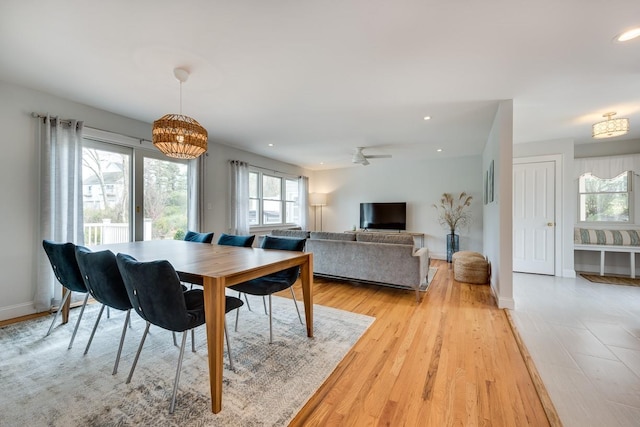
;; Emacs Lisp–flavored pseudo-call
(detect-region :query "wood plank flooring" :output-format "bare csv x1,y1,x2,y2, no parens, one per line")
286,259,550,426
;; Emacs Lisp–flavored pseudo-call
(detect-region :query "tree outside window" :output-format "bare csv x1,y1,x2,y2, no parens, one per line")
578,172,630,222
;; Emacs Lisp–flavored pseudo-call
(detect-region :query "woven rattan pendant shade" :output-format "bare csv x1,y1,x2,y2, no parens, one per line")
152,68,208,159
152,114,208,159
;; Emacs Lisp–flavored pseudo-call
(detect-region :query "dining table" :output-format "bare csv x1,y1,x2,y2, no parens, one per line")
93,239,314,413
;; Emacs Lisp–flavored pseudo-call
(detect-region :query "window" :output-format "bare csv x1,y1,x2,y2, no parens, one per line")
249,169,300,227
578,171,632,223
82,130,191,244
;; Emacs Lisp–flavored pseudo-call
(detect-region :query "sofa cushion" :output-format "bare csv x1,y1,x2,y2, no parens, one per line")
310,231,356,241
355,233,414,245
270,229,310,239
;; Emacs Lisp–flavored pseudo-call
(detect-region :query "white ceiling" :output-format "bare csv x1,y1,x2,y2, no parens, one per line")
1,1,639,170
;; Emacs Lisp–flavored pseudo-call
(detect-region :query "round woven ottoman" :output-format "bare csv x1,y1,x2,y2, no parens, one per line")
454,255,489,284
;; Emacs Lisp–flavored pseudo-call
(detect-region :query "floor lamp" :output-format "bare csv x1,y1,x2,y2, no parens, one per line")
309,193,327,231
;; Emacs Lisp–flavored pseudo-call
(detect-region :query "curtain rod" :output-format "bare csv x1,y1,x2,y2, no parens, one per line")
31,112,153,144
247,162,305,179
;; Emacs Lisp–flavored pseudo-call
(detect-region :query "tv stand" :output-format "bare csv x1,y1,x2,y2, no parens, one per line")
346,229,425,247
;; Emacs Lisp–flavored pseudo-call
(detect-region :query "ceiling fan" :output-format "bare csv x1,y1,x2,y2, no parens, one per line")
351,147,392,166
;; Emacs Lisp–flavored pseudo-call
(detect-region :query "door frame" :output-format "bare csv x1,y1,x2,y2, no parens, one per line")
513,154,563,276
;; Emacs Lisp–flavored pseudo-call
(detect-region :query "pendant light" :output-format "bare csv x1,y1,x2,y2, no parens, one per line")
152,68,208,159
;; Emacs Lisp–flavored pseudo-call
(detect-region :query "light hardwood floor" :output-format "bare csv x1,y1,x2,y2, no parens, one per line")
286,259,550,426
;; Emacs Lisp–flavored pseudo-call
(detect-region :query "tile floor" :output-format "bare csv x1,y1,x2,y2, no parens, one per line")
511,273,640,427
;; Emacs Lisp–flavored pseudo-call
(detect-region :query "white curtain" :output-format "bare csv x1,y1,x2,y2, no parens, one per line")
575,154,640,179
298,176,309,230
187,154,205,232
36,116,84,311
229,160,250,235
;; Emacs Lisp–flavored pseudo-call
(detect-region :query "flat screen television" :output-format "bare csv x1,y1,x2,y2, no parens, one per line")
359,202,407,231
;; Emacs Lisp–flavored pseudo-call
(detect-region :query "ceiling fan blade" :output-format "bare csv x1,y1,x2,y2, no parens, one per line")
364,154,392,159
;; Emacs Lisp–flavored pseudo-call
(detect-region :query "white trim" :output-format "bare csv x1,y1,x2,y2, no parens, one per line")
0,302,37,322
84,127,156,152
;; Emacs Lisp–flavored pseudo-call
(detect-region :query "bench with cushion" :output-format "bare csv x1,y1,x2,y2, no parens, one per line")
574,228,640,278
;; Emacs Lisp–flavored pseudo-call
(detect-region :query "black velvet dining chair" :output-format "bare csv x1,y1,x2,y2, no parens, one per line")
74,246,133,375
42,240,90,350
230,236,306,343
115,253,243,414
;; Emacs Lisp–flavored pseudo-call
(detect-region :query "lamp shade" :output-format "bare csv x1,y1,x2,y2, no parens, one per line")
309,192,327,206
152,114,208,159
592,112,629,139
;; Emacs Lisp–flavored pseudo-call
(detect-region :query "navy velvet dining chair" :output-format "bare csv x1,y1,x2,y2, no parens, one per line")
115,253,243,413
74,246,133,375
42,240,90,350
217,233,256,248
230,236,306,343
183,230,214,243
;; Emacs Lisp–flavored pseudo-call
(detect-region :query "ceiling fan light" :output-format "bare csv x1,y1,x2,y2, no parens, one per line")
592,112,629,139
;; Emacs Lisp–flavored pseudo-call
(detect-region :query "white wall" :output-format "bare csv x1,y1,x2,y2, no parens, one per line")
0,80,309,321
312,155,484,260
483,100,514,309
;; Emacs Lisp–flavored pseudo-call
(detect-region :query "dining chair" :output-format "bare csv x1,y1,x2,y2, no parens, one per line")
217,233,255,248
42,240,90,350
217,233,257,312
183,230,214,243
115,253,243,413
74,246,133,375
230,236,306,343
179,230,215,289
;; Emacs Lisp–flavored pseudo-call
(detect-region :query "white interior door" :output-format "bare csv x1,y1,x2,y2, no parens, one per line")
513,161,555,274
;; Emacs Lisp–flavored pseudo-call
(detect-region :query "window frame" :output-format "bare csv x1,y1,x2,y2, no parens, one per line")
577,170,634,225
249,167,300,229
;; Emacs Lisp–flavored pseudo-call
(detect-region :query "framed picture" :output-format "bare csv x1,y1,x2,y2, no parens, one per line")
484,170,488,205
489,160,494,203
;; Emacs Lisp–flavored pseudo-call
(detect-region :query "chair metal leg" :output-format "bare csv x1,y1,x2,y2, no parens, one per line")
240,291,252,311
126,321,150,384
106,306,110,319
172,332,178,346
234,305,240,332
46,289,71,337
169,331,188,414
224,320,234,370
113,310,131,375
262,296,268,315
290,287,303,325
191,328,196,353
268,295,273,344
84,304,105,355
68,293,90,350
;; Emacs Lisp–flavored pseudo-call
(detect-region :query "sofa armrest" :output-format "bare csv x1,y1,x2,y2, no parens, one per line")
413,247,430,284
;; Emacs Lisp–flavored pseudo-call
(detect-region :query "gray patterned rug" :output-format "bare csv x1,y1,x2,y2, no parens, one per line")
0,295,374,426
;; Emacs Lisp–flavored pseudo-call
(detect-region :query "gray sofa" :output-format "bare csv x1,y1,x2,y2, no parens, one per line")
305,231,430,302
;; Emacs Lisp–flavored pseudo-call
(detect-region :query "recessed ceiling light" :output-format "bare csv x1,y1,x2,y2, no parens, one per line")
423,116,431,121
436,148,443,152
616,27,640,42
268,143,274,147
320,162,324,165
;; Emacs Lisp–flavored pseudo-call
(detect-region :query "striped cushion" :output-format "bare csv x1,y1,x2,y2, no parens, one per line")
574,228,640,246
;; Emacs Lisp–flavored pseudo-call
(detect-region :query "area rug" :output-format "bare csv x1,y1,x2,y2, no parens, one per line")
0,295,374,427
580,273,640,287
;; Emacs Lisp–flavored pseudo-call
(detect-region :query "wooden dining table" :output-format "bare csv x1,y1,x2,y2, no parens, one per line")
93,239,314,413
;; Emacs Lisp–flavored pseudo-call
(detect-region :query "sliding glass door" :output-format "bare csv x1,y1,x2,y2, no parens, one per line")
82,137,189,243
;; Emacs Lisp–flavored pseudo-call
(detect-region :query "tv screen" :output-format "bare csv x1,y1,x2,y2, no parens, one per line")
359,202,407,231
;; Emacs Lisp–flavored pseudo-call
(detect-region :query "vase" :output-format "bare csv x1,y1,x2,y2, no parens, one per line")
446,232,459,263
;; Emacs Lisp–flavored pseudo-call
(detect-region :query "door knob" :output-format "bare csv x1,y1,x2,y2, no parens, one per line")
547,222,555,226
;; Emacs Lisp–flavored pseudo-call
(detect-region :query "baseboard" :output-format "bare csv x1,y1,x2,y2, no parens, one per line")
562,269,577,278
490,284,515,309
0,302,37,322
